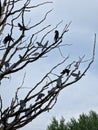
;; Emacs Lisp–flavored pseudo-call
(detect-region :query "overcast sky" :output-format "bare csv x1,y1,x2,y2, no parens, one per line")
1,0,98,130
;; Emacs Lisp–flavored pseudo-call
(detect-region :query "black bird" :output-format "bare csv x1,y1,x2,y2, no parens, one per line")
3,107,9,116
18,23,28,31
42,41,49,51
61,68,70,76
3,34,14,44
36,42,43,48
35,93,45,101
54,30,59,42
71,71,81,80
20,100,26,109
74,62,79,68
48,87,57,94
4,61,10,69
25,105,32,119
19,54,23,59
57,76,62,87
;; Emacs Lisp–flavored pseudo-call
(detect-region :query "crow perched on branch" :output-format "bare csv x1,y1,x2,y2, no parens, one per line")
71,71,81,80
4,61,10,70
54,30,59,42
61,68,70,76
48,87,57,94
3,34,14,44
42,41,49,51
20,100,26,109
18,23,28,31
35,93,45,101
57,76,62,87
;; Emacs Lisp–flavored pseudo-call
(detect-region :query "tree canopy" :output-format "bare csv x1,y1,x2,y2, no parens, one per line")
47,111,98,130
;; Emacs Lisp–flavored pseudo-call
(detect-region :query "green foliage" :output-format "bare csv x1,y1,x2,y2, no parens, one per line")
46,111,98,130
47,117,67,130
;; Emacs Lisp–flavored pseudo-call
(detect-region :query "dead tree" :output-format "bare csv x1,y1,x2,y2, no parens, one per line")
0,0,96,130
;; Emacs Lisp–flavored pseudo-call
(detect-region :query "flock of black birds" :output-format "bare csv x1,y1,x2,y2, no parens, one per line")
0,1,82,125
0,5,80,114
2,28,59,45
1,29,59,72
35,68,81,102
1,28,80,103
2,23,29,45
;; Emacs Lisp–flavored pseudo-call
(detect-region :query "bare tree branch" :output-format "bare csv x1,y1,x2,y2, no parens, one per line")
0,0,96,130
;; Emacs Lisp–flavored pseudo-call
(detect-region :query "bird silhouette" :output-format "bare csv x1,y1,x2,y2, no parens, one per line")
3,107,9,116
35,93,45,101
71,71,81,80
54,30,59,42
57,76,62,87
36,42,43,48
18,23,28,31
25,105,32,119
42,41,48,51
3,34,14,44
61,68,70,76
19,54,23,59
4,61,10,70
74,62,79,68
20,100,26,109
48,87,57,94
